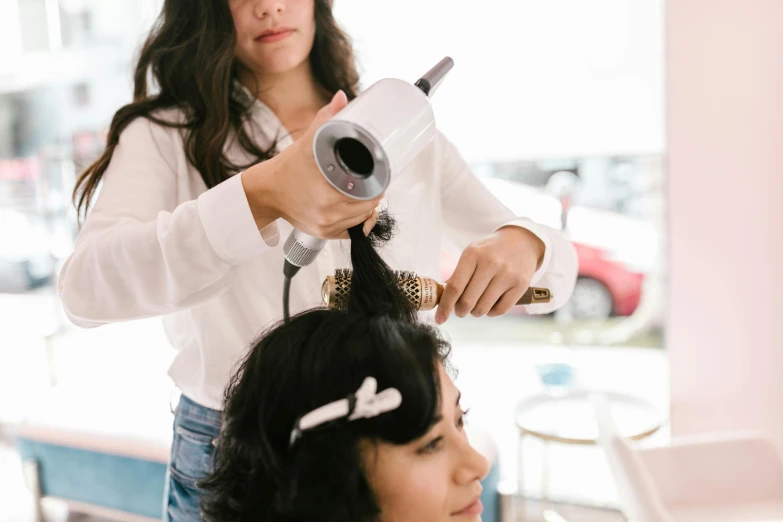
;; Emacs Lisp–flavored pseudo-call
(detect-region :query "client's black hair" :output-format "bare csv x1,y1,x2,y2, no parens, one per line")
199,216,451,522
345,211,417,322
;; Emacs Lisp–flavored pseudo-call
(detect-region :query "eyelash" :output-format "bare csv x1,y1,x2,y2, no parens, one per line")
458,408,470,428
419,408,470,454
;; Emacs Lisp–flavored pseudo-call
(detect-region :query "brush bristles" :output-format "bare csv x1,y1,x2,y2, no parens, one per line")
331,269,419,310
335,268,352,280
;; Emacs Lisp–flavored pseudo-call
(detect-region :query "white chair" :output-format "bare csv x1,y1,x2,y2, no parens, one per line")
592,393,783,522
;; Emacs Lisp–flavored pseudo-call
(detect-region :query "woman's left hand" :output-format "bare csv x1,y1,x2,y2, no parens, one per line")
435,227,545,324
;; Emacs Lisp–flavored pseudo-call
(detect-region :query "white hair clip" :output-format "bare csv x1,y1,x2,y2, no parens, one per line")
289,377,402,447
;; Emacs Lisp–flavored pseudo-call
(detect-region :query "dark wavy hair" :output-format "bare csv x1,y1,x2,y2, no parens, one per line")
199,216,452,521
72,0,359,222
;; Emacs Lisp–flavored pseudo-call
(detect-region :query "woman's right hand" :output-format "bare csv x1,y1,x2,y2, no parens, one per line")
242,91,383,240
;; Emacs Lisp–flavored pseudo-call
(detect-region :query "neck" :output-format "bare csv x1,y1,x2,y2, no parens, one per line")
238,61,330,119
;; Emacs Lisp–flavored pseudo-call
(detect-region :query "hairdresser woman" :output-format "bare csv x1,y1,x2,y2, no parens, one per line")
58,0,577,519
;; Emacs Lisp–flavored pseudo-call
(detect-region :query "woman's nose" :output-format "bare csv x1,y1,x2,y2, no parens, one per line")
254,0,285,19
454,438,492,486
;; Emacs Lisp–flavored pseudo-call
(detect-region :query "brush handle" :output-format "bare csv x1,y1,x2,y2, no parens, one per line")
420,278,551,311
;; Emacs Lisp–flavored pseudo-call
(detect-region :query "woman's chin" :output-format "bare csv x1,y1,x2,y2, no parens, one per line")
252,52,310,76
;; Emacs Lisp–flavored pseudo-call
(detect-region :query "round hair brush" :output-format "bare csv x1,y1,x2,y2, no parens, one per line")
322,269,552,311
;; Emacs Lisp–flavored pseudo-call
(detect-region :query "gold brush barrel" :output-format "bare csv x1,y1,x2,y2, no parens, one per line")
322,270,552,310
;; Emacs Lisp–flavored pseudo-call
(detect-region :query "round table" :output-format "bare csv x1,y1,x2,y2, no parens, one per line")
515,389,666,508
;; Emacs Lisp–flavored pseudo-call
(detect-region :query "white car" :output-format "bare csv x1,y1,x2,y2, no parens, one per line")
478,177,657,272
0,209,58,292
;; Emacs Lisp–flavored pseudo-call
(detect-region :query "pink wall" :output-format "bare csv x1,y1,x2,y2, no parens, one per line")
668,0,783,438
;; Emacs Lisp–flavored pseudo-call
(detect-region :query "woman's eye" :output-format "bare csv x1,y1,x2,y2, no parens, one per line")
457,408,470,429
419,436,443,454
419,409,471,454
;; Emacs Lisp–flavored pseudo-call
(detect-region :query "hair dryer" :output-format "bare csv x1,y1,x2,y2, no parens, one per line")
282,56,455,278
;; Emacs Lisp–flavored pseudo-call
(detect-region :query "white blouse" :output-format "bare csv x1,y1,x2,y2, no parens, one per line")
58,91,578,410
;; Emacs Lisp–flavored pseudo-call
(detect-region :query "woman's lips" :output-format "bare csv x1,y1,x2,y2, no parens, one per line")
453,498,483,517
255,29,294,43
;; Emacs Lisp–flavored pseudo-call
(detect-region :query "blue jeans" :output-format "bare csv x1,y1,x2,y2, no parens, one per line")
163,395,221,522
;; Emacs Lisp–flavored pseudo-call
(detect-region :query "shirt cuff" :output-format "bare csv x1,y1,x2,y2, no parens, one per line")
198,173,279,266
495,218,553,287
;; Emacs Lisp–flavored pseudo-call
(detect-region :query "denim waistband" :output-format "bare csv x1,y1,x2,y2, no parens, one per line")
175,393,223,427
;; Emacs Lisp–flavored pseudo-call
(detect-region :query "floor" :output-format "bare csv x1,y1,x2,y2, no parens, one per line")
512,500,626,522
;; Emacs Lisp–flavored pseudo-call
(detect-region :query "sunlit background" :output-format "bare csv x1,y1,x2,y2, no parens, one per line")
1,1,668,520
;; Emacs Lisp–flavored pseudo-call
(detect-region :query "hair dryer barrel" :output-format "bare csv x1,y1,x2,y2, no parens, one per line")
313,78,437,200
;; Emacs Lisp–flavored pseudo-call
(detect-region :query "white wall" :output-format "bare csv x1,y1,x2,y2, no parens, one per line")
335,0,665,162
0,0,24,75
667,0,783,438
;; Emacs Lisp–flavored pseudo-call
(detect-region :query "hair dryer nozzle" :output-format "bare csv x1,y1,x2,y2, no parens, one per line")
414,57,454,97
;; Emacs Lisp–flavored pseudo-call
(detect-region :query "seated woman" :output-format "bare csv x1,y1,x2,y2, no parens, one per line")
199,217,490,522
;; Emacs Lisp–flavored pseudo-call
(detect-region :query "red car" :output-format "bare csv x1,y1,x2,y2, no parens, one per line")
440,241,644,320
570,242,643,319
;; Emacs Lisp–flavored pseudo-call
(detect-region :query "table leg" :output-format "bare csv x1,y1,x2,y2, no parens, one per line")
22,459,44,522
517,432,526,521
541,440,550,511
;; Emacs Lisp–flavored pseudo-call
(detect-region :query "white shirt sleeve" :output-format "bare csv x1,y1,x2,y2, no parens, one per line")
58,117,278,327
437,132,578,314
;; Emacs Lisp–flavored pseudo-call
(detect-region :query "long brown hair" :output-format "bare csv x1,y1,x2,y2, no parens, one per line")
73,0,360,223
